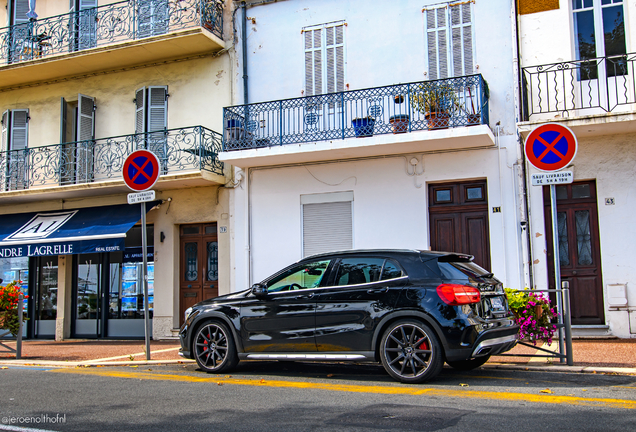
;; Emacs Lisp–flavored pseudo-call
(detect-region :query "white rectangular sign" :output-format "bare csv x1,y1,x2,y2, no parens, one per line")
531,171,573,186
128,190,156,204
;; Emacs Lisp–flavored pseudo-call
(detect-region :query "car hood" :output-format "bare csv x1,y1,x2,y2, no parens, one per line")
194,288,251,308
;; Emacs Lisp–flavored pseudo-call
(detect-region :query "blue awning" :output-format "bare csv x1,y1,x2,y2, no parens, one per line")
0,203,158,258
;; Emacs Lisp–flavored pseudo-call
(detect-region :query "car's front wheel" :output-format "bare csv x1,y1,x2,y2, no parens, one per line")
193,321,239,373
379,319,443,384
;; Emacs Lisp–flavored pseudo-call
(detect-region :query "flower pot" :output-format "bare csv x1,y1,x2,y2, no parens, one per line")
389,114,409,134
426,112,450,130
467,113,481,126
352,118,375,137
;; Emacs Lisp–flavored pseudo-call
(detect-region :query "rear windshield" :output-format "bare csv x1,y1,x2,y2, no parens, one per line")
436,261,491,282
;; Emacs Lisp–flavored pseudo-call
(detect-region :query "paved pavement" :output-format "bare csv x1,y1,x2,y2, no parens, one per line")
1,338,634,375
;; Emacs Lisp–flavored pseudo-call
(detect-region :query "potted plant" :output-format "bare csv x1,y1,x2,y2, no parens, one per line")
0,280,27,337
351,117,375,137
505,288,558,346
462,81,489,126
389,95,409,134
410,81,459,130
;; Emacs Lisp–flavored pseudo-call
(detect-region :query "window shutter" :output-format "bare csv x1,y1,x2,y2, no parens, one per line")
153,0,170,35
135,87,147,134
147,86,167,132
13,0,30,25
425,6,448,80
77,94,95,141
60,97,68,144
77,0,98,49
304,28,322,97
10,109,28,151
1,111,8,153
302,201,352,257
325,24,345,94
137,0,169,38
304,23,345,97
450,2,474,77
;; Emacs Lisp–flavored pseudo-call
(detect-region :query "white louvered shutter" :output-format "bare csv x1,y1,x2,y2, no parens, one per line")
325,24,345,95
450,2,474,77
10,109,28,151
147,86,168,170
13,0,30,25
1,111,8,153
76,94,95,183
302,201,352,257
138,0,169,38
304,28,322,97
425,5,448,80
135,87,147,134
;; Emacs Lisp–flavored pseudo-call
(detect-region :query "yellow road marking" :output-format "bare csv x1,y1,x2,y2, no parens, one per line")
52,368,636,410
84,347,180,363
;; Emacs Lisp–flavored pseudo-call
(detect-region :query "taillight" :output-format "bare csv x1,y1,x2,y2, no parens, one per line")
437,284,481,305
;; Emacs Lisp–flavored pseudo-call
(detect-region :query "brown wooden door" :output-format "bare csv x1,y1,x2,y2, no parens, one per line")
429,180,491,270
179,223,219,326
543,181,604,325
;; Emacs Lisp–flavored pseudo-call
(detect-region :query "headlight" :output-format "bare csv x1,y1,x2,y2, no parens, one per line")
184,307,193,322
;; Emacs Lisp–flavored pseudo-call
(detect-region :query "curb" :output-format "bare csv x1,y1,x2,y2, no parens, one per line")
0,359,195,368
482,363,636,375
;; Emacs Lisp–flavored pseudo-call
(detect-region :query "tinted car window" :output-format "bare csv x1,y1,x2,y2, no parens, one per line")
267,260,331,292
437,261,490,282
381,259,403,280
335,258,384,286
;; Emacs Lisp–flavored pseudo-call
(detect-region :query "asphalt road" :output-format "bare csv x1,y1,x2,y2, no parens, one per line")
1,361,635,432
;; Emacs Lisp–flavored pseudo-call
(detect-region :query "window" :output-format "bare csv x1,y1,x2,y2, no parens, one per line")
137,0,170,38
424,1,474,80
572,0,627,79
267,260,331,292
60,94,96,185
1,109,29,190
303,21,345,96
135,86,168,170
301,192,353,257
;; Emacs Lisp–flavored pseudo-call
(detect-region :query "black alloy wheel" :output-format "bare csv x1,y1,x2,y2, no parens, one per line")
193,321,238,373
446,355,491,371
379,319,443,383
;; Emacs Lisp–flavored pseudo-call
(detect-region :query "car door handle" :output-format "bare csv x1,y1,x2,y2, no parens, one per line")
296,293,315,300
367,287,389,294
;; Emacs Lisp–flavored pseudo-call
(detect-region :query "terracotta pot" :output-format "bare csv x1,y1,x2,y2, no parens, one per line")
467,113,480,126
389,114,409,134
425,112,450,130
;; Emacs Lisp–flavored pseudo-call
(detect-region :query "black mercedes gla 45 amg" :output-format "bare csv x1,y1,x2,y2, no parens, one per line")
179,249,519,383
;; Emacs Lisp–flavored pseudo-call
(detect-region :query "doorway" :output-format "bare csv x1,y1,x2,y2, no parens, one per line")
543,180,604,325
33,256,58,338
179,223,219,326
428,180,491,270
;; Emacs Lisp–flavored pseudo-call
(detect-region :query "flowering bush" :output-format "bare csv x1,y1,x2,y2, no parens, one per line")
505,288,558,346
0,281,28,336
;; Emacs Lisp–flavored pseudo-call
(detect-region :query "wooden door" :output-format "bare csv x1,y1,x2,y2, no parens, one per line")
429,180,491,271
179,223,219,326
543,181,604,325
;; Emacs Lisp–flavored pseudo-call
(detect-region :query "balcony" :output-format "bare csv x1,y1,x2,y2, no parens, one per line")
0,0,224,89
0,126,224,204
520,53,636,138
221,75,493,168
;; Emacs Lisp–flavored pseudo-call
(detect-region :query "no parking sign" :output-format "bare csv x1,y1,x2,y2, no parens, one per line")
525,123,577,172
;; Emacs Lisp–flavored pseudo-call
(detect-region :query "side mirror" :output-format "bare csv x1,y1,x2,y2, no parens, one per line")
251,283,268,297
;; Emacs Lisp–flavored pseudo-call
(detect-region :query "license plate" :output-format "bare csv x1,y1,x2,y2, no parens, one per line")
490,297,505,311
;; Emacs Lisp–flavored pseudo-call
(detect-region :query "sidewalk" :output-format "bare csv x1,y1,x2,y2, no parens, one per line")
0,338,634,375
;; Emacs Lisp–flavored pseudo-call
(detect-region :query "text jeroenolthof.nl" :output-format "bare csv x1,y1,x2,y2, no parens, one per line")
2,413,67,425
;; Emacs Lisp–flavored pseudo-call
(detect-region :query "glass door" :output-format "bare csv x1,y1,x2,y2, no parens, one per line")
34,257,58,338
73,253,102,337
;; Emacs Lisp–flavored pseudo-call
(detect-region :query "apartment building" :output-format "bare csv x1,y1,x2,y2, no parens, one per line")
223,0,529,297
0,0,232,340
517,0,635,337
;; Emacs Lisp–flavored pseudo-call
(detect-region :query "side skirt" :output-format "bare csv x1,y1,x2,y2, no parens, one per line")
238,352,376,362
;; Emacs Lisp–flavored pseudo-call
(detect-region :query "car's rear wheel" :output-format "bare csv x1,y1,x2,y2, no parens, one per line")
193,321,238,373
379,319,443,384
446,355,491,371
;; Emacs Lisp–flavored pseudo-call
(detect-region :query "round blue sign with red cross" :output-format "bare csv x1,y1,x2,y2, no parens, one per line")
123,150,160,191
525,123,577,172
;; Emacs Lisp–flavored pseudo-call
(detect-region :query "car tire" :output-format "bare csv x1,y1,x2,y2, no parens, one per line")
446,355,491,371
193,321,239,373
379,319,443,384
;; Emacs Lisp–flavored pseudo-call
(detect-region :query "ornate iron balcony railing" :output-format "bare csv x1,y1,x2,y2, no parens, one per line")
223,74,489,151
0,0,223,65
521,53,636,120
0,126,223,192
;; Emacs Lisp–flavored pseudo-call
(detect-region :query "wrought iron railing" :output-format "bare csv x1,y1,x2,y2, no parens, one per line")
223,74,489,151
0,0,223,65
522,53,636,120
0,126,223,191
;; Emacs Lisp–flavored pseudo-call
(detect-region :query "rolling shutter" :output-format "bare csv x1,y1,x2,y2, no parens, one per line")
302,193,353,257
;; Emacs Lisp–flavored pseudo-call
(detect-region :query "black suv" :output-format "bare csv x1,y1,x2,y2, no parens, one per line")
179,249,518,383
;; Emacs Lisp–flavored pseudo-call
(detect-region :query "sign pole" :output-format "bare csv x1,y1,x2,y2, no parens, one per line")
141,201,151,361
550,184,565,362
